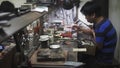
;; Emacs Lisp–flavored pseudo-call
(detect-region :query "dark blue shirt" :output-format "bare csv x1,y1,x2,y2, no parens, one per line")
94,19,117,63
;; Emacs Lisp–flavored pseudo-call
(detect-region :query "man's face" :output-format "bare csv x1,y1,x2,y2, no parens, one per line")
85,14,95,23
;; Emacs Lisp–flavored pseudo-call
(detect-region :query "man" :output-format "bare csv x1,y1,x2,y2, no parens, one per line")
78,1,117,68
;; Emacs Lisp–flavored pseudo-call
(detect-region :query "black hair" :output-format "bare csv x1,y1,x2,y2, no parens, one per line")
80,1,102,17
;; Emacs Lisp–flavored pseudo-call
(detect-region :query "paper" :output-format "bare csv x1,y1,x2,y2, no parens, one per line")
73,48,87,52
64,61,85,67
0,12,10,17
0,20,8,24
31,6,48,12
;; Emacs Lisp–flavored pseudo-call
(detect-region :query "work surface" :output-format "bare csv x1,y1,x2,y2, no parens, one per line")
29,30,96,68
29,39,85,68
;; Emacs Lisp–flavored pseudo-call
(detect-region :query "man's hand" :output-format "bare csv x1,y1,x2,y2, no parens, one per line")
72,25,80,31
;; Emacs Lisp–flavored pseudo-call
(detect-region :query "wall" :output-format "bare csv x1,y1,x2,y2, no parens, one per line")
0,0,5,4
109,0,120,63
0,0,26,8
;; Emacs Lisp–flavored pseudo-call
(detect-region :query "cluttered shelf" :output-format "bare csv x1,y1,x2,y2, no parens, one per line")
0,11,47,43
0,6,54,68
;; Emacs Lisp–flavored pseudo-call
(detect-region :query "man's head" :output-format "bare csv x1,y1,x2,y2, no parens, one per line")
80,1,102,23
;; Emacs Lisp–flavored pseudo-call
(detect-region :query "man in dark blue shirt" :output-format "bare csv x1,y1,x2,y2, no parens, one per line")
79,1,117,68
94,18,117,63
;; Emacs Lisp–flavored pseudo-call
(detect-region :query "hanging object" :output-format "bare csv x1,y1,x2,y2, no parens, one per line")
0,1,15,12
55,0,80,10
62,0,73,10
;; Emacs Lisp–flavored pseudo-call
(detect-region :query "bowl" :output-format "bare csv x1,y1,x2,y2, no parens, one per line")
50,45,60,49
39,35,49,41
50,45,61,52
